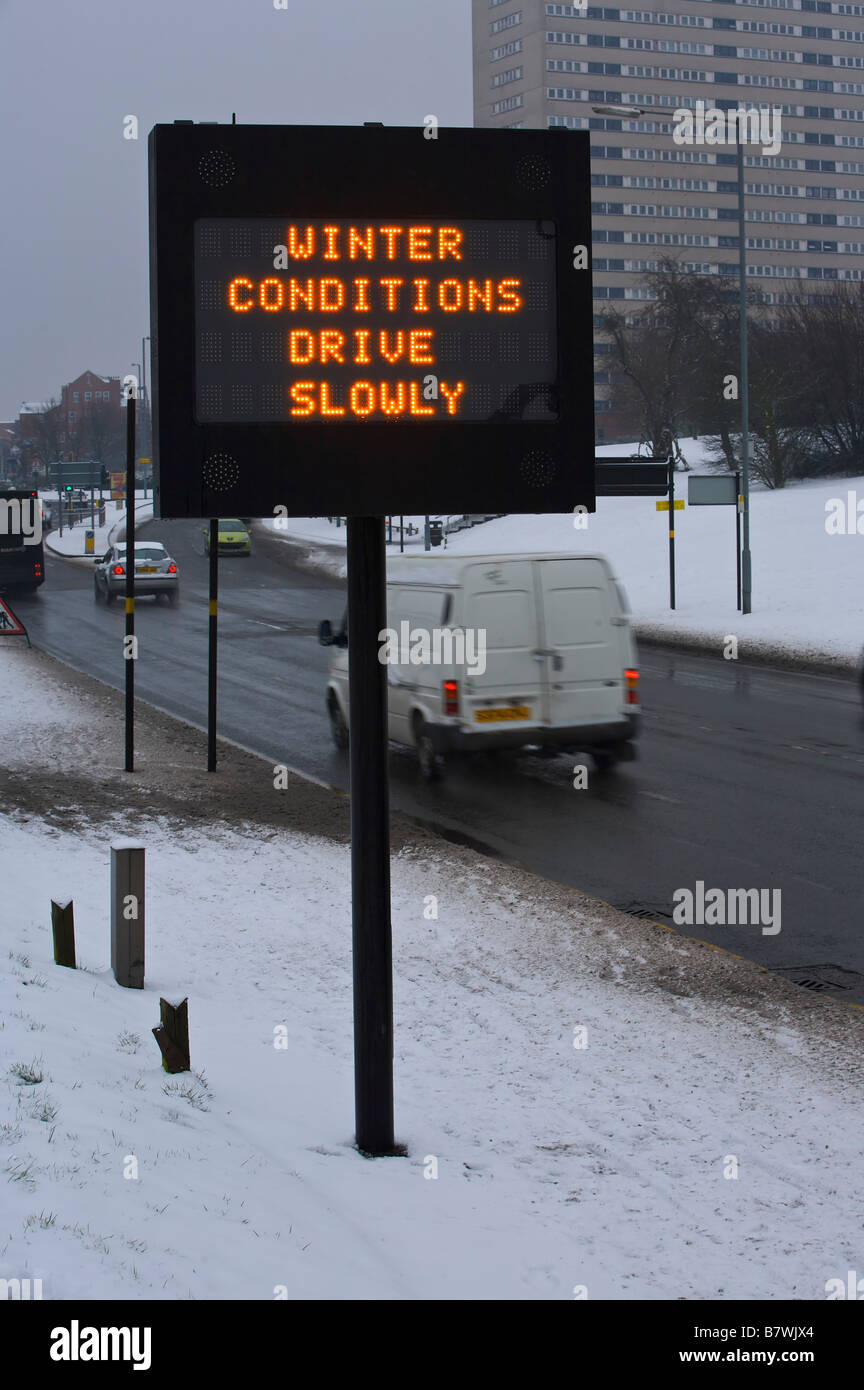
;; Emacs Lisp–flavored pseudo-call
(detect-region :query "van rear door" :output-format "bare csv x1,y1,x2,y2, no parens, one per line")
460,560,546,728
535,558,623,728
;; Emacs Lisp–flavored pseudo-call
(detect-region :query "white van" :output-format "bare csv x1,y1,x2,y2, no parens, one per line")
320,552,640,779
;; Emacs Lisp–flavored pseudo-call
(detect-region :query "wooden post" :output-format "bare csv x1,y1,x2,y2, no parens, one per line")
111,841,145,989
153,997,190,1073
50,899,76,968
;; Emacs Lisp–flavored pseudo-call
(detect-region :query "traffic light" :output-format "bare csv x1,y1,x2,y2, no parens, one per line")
64,483,73,494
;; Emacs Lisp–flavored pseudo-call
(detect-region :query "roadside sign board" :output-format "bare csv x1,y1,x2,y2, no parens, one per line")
53,461,100,490
148,122,595,518
688,475,738,506
0,596,26,637
656,499,685,511
110,471,126,501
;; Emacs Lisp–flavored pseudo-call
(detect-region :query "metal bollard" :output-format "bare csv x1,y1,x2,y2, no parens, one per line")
111,840,145,988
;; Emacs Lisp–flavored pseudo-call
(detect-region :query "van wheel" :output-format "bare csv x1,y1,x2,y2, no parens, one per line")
328,694,349,750
593,749,619,772
414,718,443,782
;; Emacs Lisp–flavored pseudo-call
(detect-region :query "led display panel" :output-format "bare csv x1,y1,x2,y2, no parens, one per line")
149,124,594,517
195,219,558,426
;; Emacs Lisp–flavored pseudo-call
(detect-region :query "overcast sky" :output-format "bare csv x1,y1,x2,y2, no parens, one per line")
0,0,472,420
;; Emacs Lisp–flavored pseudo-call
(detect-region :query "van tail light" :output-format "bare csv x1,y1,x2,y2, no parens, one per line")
113,564,125,576
443,679,459,716
624,669,639,705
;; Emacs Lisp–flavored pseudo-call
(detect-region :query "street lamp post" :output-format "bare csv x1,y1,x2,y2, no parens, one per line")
736,137,752,614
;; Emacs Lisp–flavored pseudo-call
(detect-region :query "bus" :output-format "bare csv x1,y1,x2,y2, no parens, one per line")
0,489,45,592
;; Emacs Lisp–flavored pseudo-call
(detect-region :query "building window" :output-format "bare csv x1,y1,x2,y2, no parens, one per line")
492,65,524,87
491,11,522,34
491,39,523,60
491,94,524,114
73,391,80,402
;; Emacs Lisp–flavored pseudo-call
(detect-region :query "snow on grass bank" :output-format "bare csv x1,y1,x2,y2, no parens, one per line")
1,640,863,1300
262,441,864,668
44,498,155,560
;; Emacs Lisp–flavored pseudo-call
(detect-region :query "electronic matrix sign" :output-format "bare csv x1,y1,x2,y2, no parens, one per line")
149,124,594,517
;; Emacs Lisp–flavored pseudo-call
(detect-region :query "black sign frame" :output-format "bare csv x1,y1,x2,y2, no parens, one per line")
148,123,594,518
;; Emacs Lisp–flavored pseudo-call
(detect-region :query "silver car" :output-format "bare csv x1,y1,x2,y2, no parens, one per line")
94,541,179,606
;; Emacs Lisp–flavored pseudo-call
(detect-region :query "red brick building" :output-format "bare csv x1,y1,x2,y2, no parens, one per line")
60,371,123,456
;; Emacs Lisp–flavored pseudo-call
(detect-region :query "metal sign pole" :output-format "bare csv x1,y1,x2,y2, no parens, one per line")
667,457,676,611
124,395,136,773
736,470,742,612
207,518,218,772
346,516,395,1156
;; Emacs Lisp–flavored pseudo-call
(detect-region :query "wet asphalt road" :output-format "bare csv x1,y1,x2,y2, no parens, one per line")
12,518,864,999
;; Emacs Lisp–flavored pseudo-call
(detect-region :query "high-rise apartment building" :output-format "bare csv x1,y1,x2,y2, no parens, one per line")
472,0,864,431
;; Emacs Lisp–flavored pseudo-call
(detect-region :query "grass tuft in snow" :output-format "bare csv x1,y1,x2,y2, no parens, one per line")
5,1156,37,1188
10,1059,44,1085
31,1096,59,1123
24,1210,56,1230
162,1070,212,1112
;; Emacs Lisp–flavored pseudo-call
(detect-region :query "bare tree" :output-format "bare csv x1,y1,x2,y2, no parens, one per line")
784,283,864,477
600,257,732,463
26,398,65,477
80,401,124,472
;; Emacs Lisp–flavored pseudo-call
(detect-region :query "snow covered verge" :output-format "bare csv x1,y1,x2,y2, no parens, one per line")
262,442,864,674
1,639,863,1300
42,498,155,561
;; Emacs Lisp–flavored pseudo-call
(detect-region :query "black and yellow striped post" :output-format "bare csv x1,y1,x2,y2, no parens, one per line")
655,458,684,612
667,458,675,611
124,392,136,772
207,518,218,772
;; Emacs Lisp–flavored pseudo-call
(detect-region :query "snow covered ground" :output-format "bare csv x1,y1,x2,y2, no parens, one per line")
263,441,864,671
1,637,863,1300
43,497,155,559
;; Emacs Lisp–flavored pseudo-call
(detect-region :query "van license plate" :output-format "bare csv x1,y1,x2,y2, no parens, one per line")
475,706,531,723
